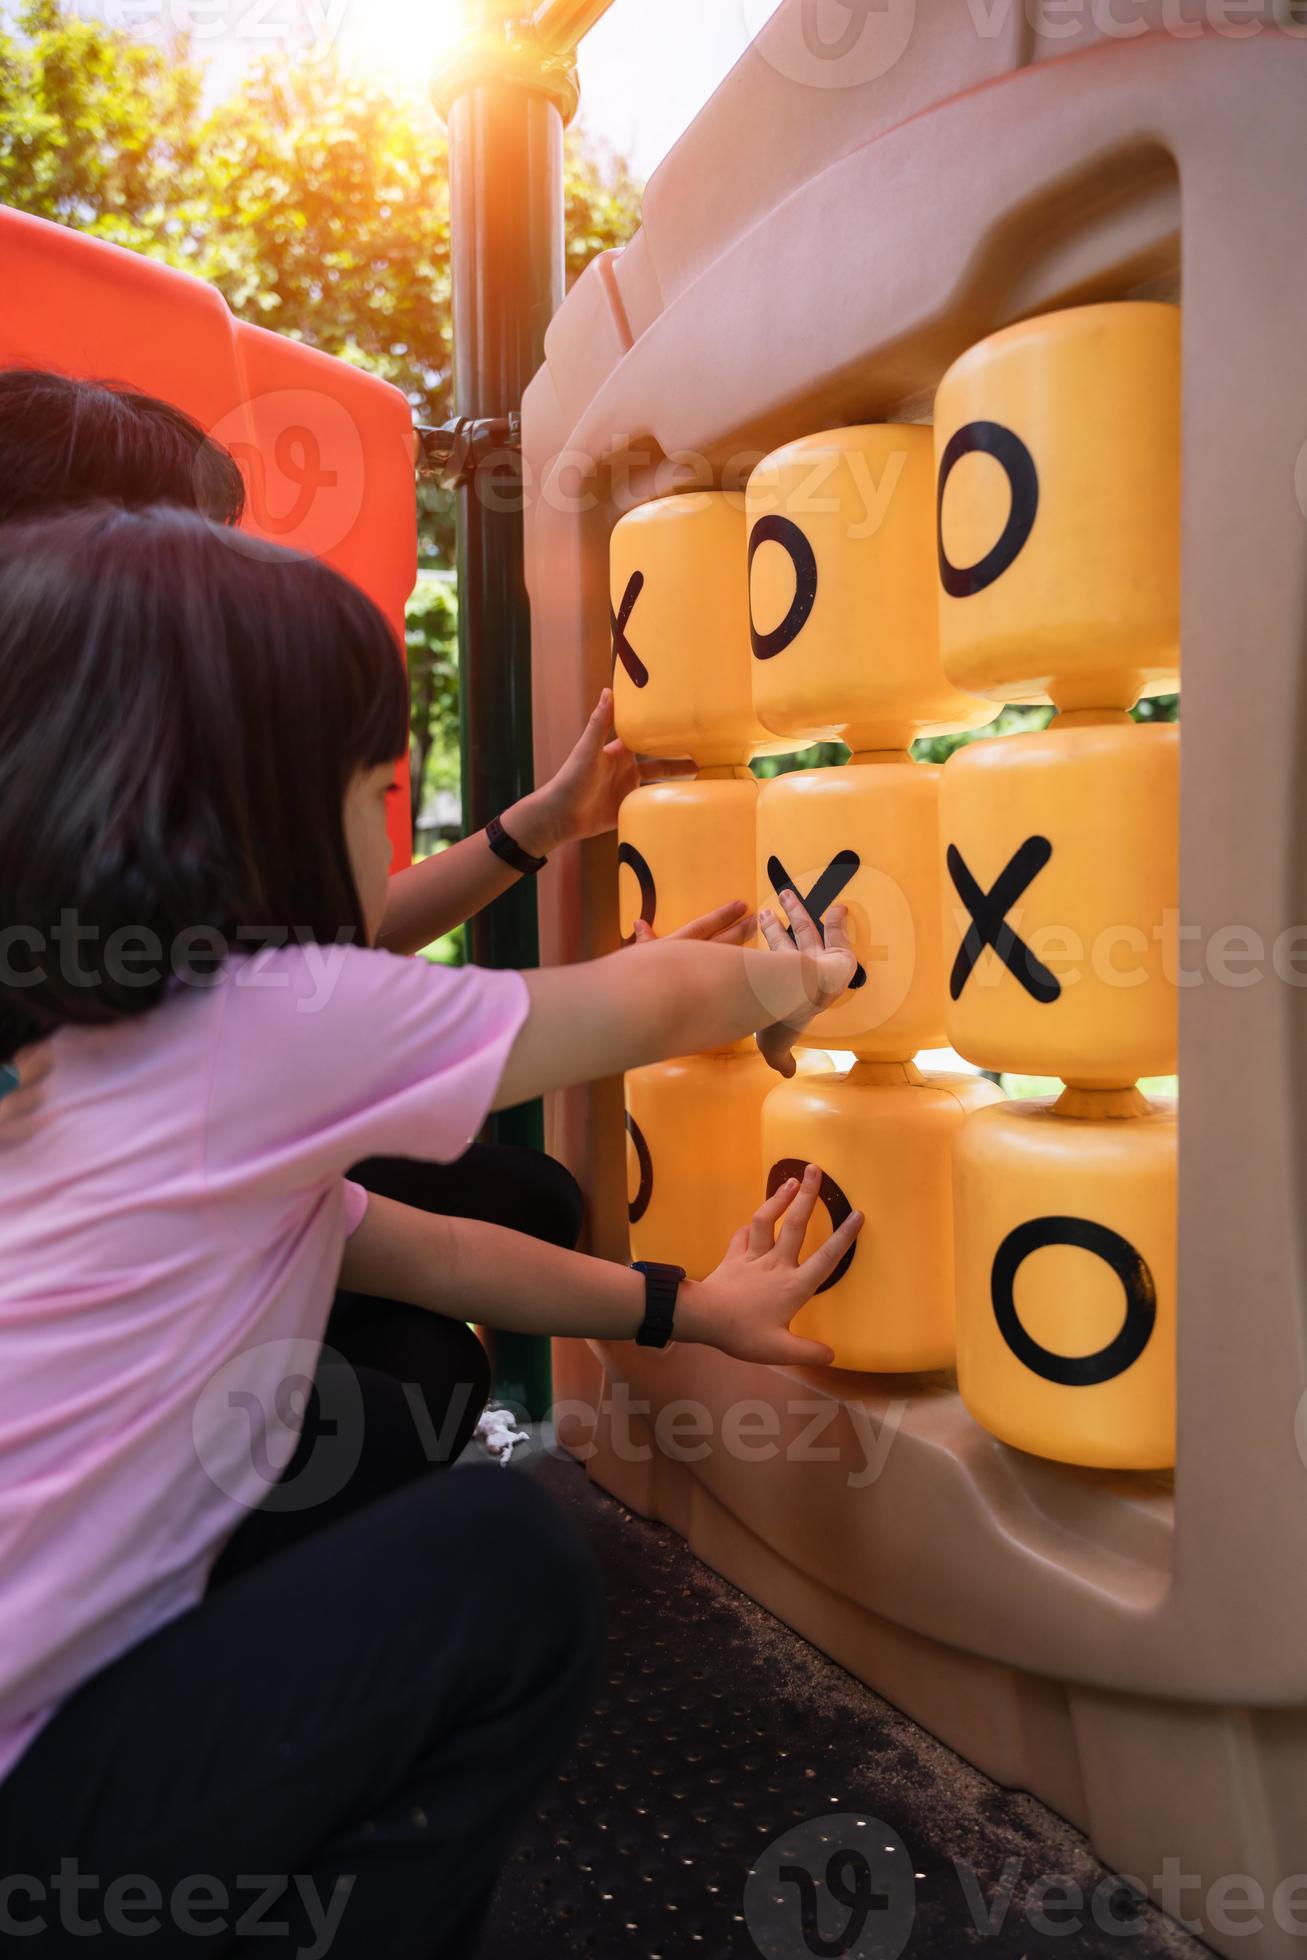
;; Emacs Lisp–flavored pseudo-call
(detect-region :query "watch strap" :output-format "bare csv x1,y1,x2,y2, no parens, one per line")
486,814,547,877
632,1260,685,1350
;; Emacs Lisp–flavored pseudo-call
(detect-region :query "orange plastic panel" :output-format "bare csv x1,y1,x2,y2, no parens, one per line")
0,207,419,866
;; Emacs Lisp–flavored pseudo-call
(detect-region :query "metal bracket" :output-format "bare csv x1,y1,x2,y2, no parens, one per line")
417,415,523,490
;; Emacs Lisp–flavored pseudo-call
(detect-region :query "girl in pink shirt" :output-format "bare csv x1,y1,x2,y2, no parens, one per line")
0,367,760,1472
0,504,859,1957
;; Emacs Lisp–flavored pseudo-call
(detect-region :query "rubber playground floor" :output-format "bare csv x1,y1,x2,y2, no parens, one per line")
481,1440,1211,1960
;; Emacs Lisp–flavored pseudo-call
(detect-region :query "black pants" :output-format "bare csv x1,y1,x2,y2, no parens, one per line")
326,1142,585,1462
0,1368,604,1958
203,1144,583,1588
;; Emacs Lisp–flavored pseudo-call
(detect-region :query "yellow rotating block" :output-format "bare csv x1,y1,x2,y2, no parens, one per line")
757,758,947,1061
618,775,757,943
747,425,993,750
762,1062,1005,1373
610,492,790,768
935,302,1180,712
940,719,1178,1087
954,1092,1177,1469
627,1048,813,1281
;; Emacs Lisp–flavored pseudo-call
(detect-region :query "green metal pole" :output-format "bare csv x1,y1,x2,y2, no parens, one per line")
436,16,578,1420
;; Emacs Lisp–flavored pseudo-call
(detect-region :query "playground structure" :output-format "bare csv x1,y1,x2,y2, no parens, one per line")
525,10,1307,1957
0,208,419,869
3,3,1307,1953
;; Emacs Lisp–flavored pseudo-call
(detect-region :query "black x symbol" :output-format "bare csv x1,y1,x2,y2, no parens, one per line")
947,836,1060,1004
611,571,648,688
766,851,867,990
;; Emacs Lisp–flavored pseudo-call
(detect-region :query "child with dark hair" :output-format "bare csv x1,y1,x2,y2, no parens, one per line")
0,369,248,526
0,504,858,1956
0,368,751,1452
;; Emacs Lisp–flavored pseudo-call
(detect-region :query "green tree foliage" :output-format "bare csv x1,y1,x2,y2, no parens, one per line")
0,1,643,786
405,576,460,824
756,694,1180,780
0,0,201,250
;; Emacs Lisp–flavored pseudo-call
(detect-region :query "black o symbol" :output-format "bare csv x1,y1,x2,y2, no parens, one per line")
767,1159,857,1294
937,420,1039,599
991,1216,1156,1388
749,515,818,661
626,1112,653,1226
618,842,657,946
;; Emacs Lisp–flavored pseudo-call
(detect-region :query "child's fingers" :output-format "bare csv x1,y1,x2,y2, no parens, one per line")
630,918,655,944
757,908,790,954
766,1330,836,1369
710,913,757,947
822,904,853,962
797,1208,865,1294
756,1028,797,1078
565,690,614,768
747,1177,799,1256
672,899,749,943
822,901,848,939
775,1163,823,1260
779,888,823,953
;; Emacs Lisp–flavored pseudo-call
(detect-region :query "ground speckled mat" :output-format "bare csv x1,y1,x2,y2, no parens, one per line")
480,1447,1211,1960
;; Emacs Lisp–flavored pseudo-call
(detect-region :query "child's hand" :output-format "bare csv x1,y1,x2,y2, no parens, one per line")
0,1043,53,1147
755,893,856,1078
515,689,697,855
628,899,756,948
677,1165,862,1366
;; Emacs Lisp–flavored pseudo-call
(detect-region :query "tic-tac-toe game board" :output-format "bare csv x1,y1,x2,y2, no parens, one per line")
524,9,1307,1953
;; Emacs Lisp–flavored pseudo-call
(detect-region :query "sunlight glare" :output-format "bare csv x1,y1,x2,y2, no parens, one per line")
334,0,470,87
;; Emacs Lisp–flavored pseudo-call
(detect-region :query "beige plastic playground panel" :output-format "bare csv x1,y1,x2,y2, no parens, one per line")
523,8,1307,1953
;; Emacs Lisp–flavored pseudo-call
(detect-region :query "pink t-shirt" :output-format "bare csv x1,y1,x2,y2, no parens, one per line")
0,944,530,1786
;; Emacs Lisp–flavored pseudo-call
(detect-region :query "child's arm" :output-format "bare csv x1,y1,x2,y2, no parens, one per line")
495,895,854,1111
377,689,695,957
339,1166,861,1367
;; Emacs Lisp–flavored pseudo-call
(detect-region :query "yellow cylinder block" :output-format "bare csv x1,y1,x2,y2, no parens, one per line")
934,302,1180,713
939,718,1179,1087
953,1090,1177,1469
618,775,758,943
757,756,948,1061
627,1049,827,1281
746,425,994,749
762,1062,1006,1372
610,492,792,767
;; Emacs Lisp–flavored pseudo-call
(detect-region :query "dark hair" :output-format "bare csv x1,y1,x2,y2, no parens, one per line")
0,370,246,527
0,505,409,1059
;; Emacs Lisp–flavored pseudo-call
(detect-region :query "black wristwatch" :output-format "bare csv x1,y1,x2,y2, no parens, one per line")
632,1261,686,1349
486,814,547,877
